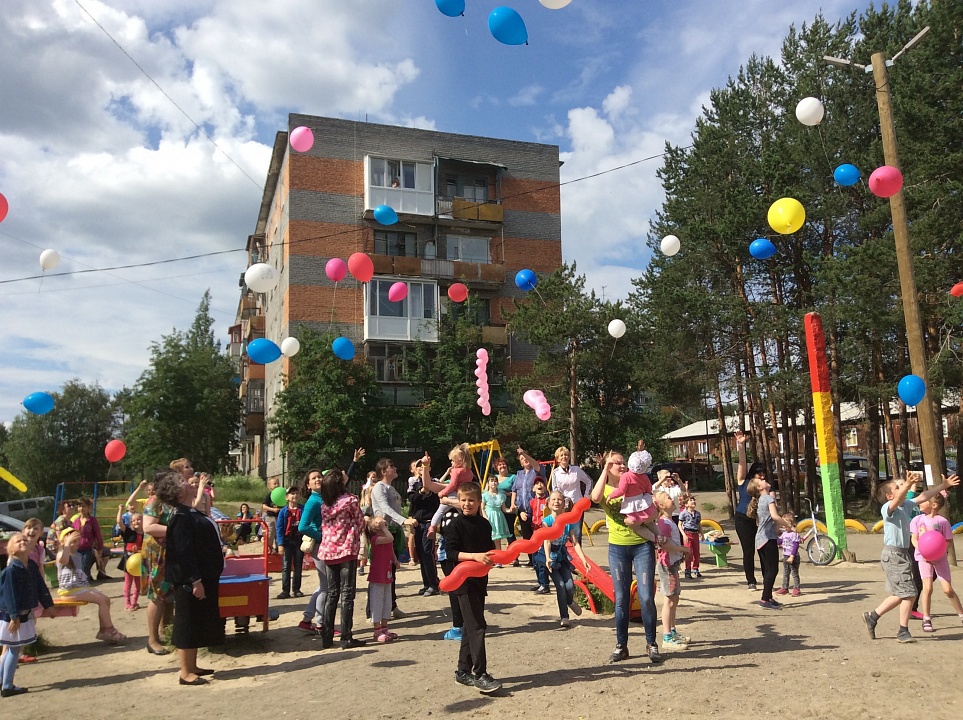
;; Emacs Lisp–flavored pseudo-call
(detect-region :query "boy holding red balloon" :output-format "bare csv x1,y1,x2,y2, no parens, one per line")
863,473,959,643
910,493,963,632
441,481,501,694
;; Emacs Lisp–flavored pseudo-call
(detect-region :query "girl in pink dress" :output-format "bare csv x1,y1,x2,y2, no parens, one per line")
607,450,658,543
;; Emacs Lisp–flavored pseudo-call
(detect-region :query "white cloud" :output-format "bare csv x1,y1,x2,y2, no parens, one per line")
508,85,544,107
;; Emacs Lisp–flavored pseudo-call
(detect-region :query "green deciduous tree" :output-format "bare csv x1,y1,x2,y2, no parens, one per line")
269,329,385,472
4,380,118,497
120,291,241,475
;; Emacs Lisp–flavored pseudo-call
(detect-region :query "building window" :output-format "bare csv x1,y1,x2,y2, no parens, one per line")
369,158,430,191
447,235,490,264
365,279,439,342
450,297,491,325
845,428,857,447
367,343,408,382
697,440,708,455
374,231,417,257
444,175,489,203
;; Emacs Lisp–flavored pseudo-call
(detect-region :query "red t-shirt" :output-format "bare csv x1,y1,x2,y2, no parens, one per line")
368,539,394,584
439,466,474,497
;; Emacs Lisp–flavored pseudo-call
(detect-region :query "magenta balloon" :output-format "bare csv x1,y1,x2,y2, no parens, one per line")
387,282,408,302
325,257,347,282
917,530,946,562
290,126,314,153
868,165,903,198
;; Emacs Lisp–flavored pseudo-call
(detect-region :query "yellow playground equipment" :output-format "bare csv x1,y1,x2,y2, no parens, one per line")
466,440,593,545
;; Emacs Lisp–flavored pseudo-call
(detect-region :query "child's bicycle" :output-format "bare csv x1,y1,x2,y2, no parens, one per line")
801,497,837,565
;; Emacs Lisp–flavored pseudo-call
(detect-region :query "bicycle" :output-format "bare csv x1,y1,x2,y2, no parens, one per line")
801,497,837,565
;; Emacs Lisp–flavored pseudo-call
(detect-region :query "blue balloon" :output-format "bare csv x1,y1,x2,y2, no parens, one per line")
247,338,282,364
488,6,528,46
749,238,777,260
514,269,537,291
897,374,926,406
332,336,356,361
23,391,54,415
373,204,398,226
435,0,465,17
833,163,860,187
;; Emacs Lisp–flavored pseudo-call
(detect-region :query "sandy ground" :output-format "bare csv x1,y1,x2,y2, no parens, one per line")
9,505,963,719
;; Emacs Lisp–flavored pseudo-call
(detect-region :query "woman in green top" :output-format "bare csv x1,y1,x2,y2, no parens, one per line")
590,451,660,665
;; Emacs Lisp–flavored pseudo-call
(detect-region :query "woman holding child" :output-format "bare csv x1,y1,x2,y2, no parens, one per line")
590,450,661,665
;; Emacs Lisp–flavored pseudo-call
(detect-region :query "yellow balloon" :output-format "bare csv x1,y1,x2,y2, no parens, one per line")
767,197,806,235
126,552,143,577
0,467,27,493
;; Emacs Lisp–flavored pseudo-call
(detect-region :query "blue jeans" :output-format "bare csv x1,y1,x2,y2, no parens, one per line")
550,557,575,619
532,548,549,588
609,541,657,649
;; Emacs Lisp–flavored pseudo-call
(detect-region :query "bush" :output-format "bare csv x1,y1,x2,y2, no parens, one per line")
575,581,615,615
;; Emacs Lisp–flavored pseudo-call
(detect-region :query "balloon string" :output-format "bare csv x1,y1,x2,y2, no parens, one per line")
816,126,842,196
327,281,339,334
533,287,547,305
38,271,44,293
610,337,618,360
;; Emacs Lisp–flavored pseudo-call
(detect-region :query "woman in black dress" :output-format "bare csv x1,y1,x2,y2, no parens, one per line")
154,470,225,685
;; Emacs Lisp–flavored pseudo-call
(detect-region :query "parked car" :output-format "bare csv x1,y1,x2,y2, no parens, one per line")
841,455,889,498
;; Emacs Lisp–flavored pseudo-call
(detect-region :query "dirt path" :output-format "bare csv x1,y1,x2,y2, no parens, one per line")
9,516,963,719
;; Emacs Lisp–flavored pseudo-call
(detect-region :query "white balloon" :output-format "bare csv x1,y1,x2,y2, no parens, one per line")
608,319,627,339
795,97,825,126
280,337,300,357
245,263,278,293
660,235,681,257
39,249,60,270
539,0,573,7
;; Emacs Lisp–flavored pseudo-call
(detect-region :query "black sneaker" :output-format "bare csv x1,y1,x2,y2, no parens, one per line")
609,645,629,663
276,592,291,600
472,673,502,694
340,638,367,649
454,670,475,687
748,583,758,591
862,611,877,640
647,643,663,664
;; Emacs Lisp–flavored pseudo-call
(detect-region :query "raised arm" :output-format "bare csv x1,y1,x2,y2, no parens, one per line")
912,473,961,506
125,480,147,508
735,430,748,484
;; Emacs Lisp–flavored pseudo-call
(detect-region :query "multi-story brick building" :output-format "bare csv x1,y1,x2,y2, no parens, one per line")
229,115,562,479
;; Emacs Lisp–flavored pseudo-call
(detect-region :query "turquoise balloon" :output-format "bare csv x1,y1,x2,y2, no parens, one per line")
435,0,465,17
332,336,355,361
373,204,398,225
247,338,282,364
23,391,55,415
833,164,860,187
488,7,528,45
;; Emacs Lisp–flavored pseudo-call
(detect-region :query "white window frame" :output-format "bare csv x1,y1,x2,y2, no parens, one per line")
364,278,439,342
365,156,434,216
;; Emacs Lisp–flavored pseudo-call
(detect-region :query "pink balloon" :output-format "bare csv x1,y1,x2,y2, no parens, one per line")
387,282,408,302
476,348,489,360
482,403,491,416
918,530,947,562
290,126,314,153
347,253,374,283
0,193,8,224
476,397,486,407
475,379,485,388
536,407,552,421
474,368,486,378
325,257,347,282
523,390,540,407
868,165,903,198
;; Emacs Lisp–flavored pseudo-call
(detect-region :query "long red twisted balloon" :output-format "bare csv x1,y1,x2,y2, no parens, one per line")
439,498,591,592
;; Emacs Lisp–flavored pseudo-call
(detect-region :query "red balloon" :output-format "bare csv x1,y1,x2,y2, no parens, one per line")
347,252,374,283
104,439,127,463
0,193,7,224
951,282,963,298
439,559,492,593
447,283,468,303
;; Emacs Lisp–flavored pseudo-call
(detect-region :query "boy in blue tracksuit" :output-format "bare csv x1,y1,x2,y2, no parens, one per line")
276,488,304,599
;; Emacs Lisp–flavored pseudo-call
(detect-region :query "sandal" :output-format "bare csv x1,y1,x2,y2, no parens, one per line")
922,618,935,633
97,627,127,644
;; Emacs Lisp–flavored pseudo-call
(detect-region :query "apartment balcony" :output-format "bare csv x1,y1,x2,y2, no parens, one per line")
365,253,504,287
245,412,265,434
244,361,265,382
481,325,509,346
242,315,265,341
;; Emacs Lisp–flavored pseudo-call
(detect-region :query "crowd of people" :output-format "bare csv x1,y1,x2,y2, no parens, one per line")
1,436,961,698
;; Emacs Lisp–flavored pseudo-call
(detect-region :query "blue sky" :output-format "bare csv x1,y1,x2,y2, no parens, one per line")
0,0,874,423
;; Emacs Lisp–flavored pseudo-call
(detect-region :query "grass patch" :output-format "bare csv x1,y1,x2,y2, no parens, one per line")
701,502,716,512
575,582,615,615
23,631,53,657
